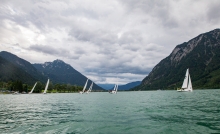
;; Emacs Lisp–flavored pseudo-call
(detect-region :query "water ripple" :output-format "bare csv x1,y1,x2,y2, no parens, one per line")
0,90,220,133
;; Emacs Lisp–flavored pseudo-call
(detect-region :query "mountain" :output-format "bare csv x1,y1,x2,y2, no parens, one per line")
0,51,47,83
98,84,115,90
118,81,141,90
0,56,36,84
132,28,220,90
107,81,141,90
0,51,104,90
33,60,104,90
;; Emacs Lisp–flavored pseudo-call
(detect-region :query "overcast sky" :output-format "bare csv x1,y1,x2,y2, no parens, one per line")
0,0,220,84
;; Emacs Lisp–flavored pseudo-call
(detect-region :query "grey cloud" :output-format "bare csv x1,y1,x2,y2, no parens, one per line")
84,61,152,75
1,0,220,84
29,44,70,57
118,30,143,45
207,2,220,24
119,0,178,27
61,7,99,20
120,0,167,13
69,27,118,46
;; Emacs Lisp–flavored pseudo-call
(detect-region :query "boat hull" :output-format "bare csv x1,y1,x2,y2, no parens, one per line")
177,89,192,92
109,91,117,94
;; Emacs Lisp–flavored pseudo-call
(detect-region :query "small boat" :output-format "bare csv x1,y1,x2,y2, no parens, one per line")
12,91,20,95
29,82,37,94
43,79,49,94
177,68,193,92
80,79,88,94
109,84,118,94
86,82,93,94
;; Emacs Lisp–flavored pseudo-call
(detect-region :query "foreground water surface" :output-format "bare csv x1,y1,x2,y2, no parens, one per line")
0,90,220,134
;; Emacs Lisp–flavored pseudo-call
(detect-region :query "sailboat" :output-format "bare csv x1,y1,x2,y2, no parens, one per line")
43,79,49,94
86,82,93,94
109,84,118,94
80,79,88,94
29,82,37,94
177,68,193,92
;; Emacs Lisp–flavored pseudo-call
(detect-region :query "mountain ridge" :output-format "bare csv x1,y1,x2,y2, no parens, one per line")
33,59,104,90
117,81,141,90
0,56,37,84
132,28,220,90
0,51,104,90
0,51,47,83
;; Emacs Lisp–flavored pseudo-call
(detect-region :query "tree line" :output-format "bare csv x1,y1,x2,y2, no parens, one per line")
0,81,83,93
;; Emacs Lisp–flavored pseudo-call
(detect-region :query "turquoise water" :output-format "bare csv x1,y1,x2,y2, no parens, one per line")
0,90,220,134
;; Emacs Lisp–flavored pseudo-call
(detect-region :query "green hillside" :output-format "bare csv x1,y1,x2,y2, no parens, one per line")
132,29,220,90
0,56,37,84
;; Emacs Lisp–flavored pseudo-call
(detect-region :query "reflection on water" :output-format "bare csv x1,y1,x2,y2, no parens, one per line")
0,90,220,133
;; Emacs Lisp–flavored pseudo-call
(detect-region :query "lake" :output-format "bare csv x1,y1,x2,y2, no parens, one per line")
0,90,220,134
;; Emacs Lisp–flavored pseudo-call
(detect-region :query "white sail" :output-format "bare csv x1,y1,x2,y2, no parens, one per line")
43,79,49,94
110,84,118,94
83,79,88,92
80,79,88,94
115,84,118,94
113,84,117,91
181,69,189,89
109,77,118,94
29,82,37,94
187,74,193,91
86,82,93,93
178,68,193,92
88,82,93,92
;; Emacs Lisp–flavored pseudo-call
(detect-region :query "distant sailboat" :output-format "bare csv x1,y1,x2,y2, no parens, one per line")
29,82,37,94
177,69,193,92
80,79,88,94
86,82,93,94
43,79,49,94
12,91,20,95
109,84,118,94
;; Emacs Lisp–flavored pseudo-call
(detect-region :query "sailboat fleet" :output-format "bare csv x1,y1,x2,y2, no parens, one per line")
79,79,93,94
18,68,194,94
28,79,49,94
27,78,95,95
86,82,93,94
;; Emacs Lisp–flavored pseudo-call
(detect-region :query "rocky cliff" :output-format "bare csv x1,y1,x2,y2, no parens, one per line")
132,29,220,90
